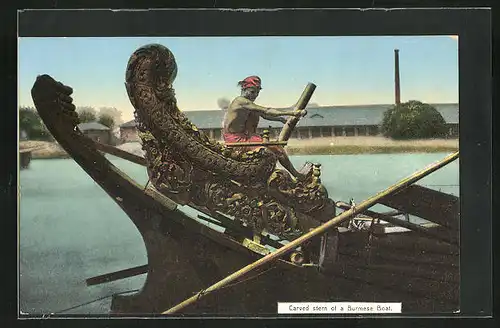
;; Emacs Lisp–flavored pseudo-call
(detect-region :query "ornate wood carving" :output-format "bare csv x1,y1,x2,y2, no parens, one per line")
124,43,336,238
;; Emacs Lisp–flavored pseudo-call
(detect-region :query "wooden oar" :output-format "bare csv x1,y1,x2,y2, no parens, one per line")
278,82,316,142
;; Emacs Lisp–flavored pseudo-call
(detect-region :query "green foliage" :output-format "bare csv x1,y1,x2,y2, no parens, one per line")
380,100,448,140
78,111,97,123
98,113,115,129
98,107,123,126
76,106,97,123
19,106,52,141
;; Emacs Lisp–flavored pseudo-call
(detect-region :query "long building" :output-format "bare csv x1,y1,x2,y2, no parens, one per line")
119,103,459,143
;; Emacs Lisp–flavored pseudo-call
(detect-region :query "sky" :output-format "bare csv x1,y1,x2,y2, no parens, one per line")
18,36,458,122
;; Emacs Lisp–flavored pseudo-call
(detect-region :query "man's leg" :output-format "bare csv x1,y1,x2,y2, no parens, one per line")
269,146,306,180
246,134,306,180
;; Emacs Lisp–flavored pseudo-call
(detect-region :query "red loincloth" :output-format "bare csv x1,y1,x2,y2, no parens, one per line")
223,132,263,151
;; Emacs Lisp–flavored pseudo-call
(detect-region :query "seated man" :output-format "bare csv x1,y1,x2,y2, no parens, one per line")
223,75,306,180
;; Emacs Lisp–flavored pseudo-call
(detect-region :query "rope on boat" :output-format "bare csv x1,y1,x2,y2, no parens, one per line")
196,265,278,302
215,265,276,291
143,179,150,191
161,151,459,314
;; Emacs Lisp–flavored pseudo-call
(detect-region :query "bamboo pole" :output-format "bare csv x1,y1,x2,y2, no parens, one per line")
162,151,459,314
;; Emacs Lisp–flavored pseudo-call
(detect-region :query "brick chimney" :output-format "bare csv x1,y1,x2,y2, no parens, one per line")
394,49,401,105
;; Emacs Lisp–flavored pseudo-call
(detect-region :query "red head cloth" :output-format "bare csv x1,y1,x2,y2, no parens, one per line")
238,76,262,89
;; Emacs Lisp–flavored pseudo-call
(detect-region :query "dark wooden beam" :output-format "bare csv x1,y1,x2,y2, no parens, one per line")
92,140,147,166
336,201,458,246
86,264,148,286
379,184,459,231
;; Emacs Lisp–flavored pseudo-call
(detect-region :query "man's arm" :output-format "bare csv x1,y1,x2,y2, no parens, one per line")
261,113,287,123
238,97,302,117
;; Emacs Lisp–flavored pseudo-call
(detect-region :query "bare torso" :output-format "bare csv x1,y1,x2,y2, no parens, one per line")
245,112,260,134
224,96,259,134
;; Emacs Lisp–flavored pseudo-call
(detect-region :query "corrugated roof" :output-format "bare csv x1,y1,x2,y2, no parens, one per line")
432,103,459,124
78,122,110,131
119,103,459,130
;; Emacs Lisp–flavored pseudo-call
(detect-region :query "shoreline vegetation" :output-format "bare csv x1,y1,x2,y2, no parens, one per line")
19,137,459,160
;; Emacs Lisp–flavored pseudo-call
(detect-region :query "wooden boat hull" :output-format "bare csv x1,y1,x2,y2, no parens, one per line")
110,211,459,314
30,69,459,316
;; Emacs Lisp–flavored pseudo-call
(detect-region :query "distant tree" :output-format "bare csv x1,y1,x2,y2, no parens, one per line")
98,113,115,129
19,106,37,133
98,106,123,126
76,106,97,123
381,100,448,140
19,106,52,140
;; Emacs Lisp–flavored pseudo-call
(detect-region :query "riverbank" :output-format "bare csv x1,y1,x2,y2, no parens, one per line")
20,137,459,160
19,140,70,159
286,137,459,155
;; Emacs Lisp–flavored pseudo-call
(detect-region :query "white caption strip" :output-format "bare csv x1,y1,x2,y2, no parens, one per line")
278,302,402,314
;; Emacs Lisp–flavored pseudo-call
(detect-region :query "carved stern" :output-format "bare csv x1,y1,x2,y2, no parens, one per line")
124,44,337,240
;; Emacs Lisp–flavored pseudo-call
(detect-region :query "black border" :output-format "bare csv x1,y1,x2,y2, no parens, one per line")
2,3,494,327
16,8,486,37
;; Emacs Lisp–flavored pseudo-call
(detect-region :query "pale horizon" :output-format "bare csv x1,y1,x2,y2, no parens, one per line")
18,36,459,122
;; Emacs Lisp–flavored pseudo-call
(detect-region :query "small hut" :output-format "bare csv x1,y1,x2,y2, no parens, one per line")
119,120,140,143
77,122,111,144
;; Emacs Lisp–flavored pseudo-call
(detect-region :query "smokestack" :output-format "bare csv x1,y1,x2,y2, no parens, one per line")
394,49,401,105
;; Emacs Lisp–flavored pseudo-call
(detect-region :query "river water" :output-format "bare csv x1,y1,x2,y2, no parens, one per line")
19,153,459,315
